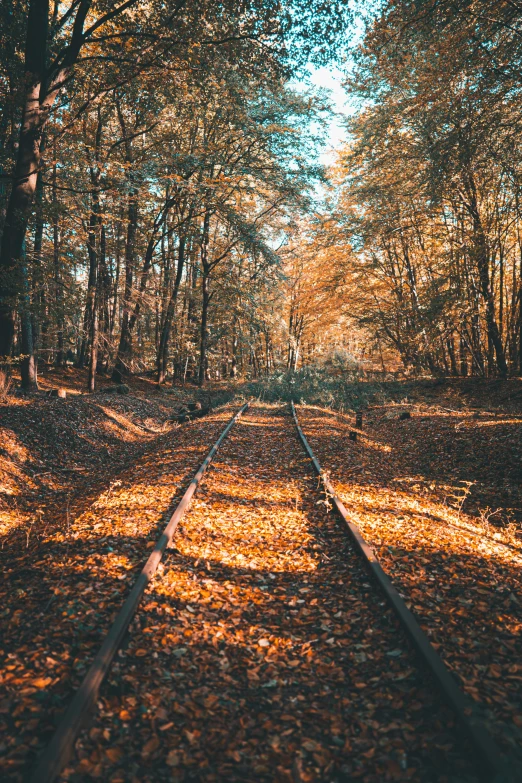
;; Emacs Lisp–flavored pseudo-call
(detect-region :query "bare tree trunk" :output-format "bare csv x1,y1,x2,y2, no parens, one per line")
446,336,458,376
98,225,112,371
157,235,188,383
113,103,138,381
52,162,64,367
198,210,211,387
110,214,123,341
88,283,98,393
32,168,46,364
464,170,507,377
230,320,238,378
0,0,89,357
0,0,49,357
198,273,210,387
112,190,138,380
20,243,38,389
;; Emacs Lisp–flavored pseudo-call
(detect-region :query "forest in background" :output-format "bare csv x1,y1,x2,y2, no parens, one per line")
327,0,522,380
2,0,522,391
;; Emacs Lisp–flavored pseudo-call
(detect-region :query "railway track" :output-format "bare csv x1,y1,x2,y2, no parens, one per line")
27,404,511,782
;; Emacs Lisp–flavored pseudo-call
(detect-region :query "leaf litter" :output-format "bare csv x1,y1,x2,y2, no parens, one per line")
0,404,240,782
296,402,522,763
59,405,477,782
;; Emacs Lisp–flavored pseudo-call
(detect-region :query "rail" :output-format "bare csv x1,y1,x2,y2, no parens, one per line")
30,403,249,783
291,400,511,783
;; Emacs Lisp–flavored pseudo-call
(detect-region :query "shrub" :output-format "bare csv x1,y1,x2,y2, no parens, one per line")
244,366,384,411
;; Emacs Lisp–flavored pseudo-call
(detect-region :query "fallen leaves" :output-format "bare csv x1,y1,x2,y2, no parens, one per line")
31,677,52,689
106,747,123,763
60,406,477,782
0,405,241,781
142,736,160,756
297,402,522,759
166,749,180,766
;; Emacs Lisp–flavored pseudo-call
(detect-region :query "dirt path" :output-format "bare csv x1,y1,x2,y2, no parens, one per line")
296,404,522,765
57,405,477,783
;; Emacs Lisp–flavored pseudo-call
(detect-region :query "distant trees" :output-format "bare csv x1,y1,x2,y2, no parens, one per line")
14,1,522,385
0,0,349,388
324,0,522,377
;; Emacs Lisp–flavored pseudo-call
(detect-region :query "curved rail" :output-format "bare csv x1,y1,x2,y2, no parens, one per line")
291,401,511,783
31,403,249,783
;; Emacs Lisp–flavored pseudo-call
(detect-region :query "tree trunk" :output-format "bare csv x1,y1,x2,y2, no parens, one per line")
157,235,187,383
112,103,138,380
230,322,238,378
79,194,100,369
32,169,46,365
20,243,38,389
112,194,137,379
447,336,458,376
459,336,468,377
198,273,210,387
464,170,507,378
0,0,89,357
88,283,98,393
0,0,49,356
100,225,111,371
52,162,64,367
198,210,211,387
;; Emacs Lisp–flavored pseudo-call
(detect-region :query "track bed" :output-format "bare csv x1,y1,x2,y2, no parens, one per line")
295,404,522,766
59,406,477,782
0,408,240,782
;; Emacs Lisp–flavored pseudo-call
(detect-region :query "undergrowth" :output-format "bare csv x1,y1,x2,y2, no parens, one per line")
243,367,391,411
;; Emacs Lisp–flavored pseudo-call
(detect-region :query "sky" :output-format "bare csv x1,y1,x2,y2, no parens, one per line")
307,65,349,162
297,6,368,165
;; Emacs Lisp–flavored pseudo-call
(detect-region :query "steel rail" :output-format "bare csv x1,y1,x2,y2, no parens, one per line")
291,401,511,783
31,402,250,783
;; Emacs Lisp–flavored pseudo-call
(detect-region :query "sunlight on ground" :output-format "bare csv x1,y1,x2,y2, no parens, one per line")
297,405,522,744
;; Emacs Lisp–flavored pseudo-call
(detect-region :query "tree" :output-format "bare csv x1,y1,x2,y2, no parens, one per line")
0,0,351,387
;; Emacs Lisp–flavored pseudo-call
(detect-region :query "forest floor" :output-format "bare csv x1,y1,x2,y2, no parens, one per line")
296,397,522,763
0,373,521,781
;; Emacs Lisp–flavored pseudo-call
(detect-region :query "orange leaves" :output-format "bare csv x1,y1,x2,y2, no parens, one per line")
31,676,52,689
297,402,522,754
47,405,479,781
0,406,237,781
105,747,123,763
